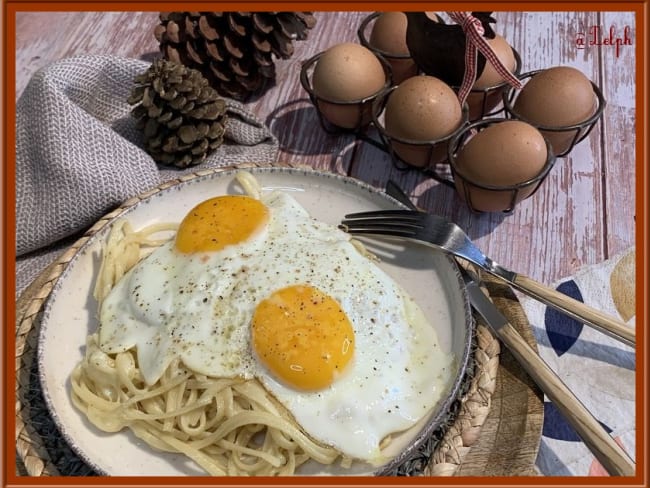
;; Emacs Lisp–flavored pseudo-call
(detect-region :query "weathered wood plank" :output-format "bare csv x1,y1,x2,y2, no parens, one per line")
599,11,636,257
351,11,610,284
249,11,373,172
471,12,605,284
11,10,638,479
15,12,160,98
14,10,635,285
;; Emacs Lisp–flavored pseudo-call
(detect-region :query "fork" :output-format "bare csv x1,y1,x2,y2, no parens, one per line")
340,209,635,347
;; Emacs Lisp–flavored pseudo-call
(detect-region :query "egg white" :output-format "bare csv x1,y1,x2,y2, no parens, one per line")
98,190,453,464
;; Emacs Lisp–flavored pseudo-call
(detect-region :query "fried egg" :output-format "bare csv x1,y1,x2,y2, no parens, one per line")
98,184,453,464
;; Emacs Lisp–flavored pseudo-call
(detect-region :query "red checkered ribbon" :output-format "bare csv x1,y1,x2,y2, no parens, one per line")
447,11,522,106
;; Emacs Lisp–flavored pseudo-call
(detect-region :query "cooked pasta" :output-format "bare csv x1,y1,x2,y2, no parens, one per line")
71,336,341,475
71,171,452,476
72,212,344,476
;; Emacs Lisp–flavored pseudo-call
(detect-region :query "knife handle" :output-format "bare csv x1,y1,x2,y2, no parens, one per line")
510,274,635,347
497,322,635,476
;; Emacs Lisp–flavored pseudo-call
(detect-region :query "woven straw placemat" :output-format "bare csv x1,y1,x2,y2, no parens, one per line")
14,163,543,477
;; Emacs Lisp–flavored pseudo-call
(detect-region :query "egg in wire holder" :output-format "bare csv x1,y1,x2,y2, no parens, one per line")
456,47,523,121
300,53,458,187
299,45,554,204
447,117,557,213
370,85,470,183
502,69,607,157
356,12,419,85
357,11,523,122
299,50,393,134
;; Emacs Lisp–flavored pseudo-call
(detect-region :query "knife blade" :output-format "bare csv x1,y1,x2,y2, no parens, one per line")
385,179,418,211
459,266,635,476
382,179,634,475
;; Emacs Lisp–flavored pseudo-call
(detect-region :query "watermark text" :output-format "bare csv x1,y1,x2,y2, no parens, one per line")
576,25,632,57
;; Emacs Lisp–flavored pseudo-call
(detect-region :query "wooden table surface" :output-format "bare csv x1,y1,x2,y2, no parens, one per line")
14,10,636,287
13,9,637,478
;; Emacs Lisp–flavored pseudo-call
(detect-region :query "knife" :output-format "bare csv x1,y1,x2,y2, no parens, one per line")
460,266,635,477
384,180,635,475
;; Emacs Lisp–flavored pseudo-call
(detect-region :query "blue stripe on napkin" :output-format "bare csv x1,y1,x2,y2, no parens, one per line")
542,401,613,442
544,279,584,356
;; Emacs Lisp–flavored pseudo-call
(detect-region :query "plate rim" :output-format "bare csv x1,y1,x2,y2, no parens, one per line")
35,162,474,476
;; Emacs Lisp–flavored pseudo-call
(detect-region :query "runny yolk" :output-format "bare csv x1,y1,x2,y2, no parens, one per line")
175,195,269,253
252,285,355,391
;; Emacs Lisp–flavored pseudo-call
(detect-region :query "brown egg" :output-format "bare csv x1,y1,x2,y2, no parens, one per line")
368,12,417,84
453,120,549,212
369,12,410,55
473,35,516,89
424,12,442,21
384,75,463,167
312,43,386,101
512,66,597,154
385,76,462,140
466,34,517,120
312,43,388,129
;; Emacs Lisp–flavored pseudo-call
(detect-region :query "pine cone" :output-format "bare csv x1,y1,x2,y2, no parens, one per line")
128,59,228,168
154,12,317,101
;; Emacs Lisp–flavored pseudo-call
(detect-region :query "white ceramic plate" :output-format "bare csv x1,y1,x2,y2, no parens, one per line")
38,166,473,476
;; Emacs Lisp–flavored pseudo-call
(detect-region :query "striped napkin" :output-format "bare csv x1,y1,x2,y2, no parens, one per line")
520,248,636,476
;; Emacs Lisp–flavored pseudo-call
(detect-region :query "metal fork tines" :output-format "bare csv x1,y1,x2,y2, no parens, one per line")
341,210,424,236
341,210,516,281
341,209,635,347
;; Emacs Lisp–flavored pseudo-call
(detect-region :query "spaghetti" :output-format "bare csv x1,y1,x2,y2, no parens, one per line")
71,174,348,476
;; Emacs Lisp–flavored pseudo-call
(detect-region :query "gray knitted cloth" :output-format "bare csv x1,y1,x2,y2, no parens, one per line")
15,54,279,297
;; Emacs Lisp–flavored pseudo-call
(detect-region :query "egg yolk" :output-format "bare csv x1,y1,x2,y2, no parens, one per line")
175,195,269,253
252,285,355,391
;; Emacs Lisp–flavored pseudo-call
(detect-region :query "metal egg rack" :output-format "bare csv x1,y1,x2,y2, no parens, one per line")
298,12,607,213
447,118,557,213
503,69,607,157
